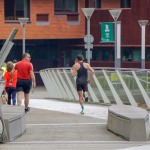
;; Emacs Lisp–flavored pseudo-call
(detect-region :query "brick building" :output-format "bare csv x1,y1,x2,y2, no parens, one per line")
0,0,150,84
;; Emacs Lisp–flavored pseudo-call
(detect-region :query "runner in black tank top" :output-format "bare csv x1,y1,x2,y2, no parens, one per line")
76,62,88,84
71,54,94,114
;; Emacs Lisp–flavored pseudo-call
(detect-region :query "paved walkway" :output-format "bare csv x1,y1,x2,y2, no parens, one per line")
0,86,150,150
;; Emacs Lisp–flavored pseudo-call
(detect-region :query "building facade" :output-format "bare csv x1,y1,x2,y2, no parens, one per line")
0,0,150,83
89,0,150,68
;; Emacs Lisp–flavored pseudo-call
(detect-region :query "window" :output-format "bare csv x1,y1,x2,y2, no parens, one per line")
36,14,49,25
122,48,140,62
94,0,101,8
145,48,150,61
4,0,30,21
92,48,114,61
54,0,78,13
120,0,131,8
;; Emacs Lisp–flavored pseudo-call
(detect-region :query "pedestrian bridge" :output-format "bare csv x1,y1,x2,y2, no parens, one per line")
40,67,150,109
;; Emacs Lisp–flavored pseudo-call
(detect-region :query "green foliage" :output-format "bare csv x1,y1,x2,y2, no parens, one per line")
96,74,150,90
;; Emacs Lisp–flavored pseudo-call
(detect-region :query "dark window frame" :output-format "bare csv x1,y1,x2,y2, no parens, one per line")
4,0,30,22
94,0,101,8
54,0,78,14
120,0,131,8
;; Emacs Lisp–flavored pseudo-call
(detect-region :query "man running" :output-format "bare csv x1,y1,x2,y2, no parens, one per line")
71,54,94,114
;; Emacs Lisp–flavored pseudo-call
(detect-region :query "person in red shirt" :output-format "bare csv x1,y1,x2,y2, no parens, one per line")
11,53,36,113
4,61,17,105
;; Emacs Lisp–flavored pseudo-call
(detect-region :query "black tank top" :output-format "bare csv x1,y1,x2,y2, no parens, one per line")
76,62,88,84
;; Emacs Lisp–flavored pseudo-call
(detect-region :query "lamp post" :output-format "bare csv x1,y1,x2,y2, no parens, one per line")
82,8,95,64
18,18,29,54
109,10,122,68
138,20,148,69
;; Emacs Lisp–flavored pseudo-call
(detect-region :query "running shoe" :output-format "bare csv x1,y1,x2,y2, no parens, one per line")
80,110,84,114
84,91,88,102
25,107,30,113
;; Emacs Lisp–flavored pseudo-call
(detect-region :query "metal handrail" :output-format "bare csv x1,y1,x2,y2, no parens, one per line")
40,68,150,108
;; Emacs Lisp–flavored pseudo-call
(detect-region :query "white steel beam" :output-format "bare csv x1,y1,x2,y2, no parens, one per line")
132,71,150,108
102,70,123,105
57,70,74,100
47,70,62,99
40,71,54,98
116,70,137,106
93,75,110,104
52,70,68,99
63,70,78,100
45,70,57,98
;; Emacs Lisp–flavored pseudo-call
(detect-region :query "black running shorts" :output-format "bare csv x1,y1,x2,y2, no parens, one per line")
16,79,32,94
76,83,88,92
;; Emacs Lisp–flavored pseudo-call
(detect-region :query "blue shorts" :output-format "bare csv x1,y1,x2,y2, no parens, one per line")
16,79,32,94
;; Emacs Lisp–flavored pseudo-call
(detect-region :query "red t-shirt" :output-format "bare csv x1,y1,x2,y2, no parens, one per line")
15,59,33,80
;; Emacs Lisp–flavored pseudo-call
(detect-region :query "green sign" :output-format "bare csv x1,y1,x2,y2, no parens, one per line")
100,22,114,43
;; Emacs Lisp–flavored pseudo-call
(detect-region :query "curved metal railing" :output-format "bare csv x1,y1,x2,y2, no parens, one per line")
40,67,150,109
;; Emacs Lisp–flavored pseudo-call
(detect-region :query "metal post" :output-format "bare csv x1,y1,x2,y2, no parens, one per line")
87,17,90,64
141,25,146,69
109,10,122,69
22,25,25,54
138,20,148,69
18,18,29,55
114,20,117,68
117,21,121,68
82,8,95,64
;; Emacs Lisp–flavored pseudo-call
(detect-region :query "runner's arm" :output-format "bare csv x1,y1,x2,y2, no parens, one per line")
87,64,94,83
71,64,77,77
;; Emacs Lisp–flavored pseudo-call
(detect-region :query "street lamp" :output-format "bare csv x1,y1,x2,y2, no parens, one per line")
18,18,29,54
82,8,95,64
138,20,148,69
109,10,122,68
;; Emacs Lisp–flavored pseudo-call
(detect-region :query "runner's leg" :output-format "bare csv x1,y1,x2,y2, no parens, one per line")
78,91,84,114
